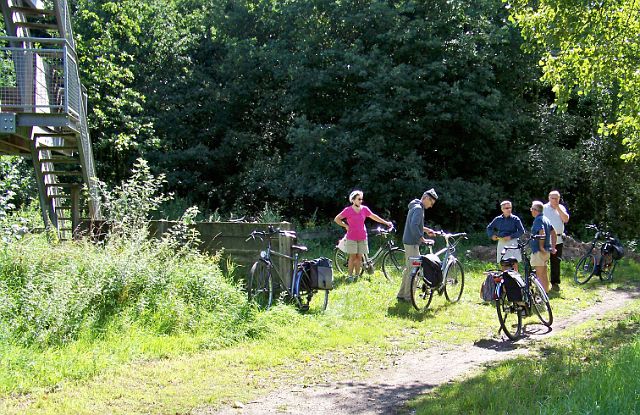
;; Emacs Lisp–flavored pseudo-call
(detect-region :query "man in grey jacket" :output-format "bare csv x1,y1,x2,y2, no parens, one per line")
397,188,438,302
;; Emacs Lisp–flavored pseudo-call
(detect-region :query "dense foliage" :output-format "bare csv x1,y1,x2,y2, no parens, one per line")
507,0,640,161
2,0,640,236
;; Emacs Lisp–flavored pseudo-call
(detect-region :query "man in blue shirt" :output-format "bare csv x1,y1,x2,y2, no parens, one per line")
486,201,525,271
530,201,557,293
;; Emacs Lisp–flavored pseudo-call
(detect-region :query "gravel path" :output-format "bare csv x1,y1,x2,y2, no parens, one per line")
207,286,640,415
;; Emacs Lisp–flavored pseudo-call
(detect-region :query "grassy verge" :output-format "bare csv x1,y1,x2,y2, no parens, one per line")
0,234,637,414
407,298,640,414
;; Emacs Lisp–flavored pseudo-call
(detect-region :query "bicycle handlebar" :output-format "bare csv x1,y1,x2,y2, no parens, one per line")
245,227,297,242
372,224,395,235
433,230,468,239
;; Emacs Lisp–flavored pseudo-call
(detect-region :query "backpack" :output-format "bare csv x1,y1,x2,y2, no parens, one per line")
502,270,526,302
421,254,443,286
481,271,500,302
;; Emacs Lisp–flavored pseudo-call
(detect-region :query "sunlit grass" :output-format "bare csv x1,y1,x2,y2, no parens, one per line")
408,301,640,415
0,236,636,414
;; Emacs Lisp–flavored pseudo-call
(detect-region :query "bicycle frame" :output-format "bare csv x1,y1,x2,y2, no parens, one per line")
497,236,548,312
425,232,464,276
258,237,303,298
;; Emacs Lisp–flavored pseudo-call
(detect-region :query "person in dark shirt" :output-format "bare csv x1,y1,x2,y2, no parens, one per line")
486,200,525,271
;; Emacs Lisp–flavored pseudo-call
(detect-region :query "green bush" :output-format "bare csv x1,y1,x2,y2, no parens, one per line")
0,232,256,347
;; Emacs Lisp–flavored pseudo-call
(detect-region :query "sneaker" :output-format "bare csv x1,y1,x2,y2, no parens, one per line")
346,275,356,283
551,284,560,292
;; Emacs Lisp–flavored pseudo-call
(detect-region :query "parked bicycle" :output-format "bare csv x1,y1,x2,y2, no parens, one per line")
491,235,553,340
333,225,405,281
246,226,329,311
574,224,624,284
408,230,467,311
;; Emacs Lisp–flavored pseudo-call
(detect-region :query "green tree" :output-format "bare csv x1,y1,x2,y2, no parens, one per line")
507,0,640,160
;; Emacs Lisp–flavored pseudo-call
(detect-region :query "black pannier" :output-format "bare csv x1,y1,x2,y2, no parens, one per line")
502,270,526,302
421,254,443,286
302,257,333,290
603,239,625,260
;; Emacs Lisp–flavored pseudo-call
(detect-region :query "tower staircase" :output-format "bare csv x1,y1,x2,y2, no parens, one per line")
0,0,100,239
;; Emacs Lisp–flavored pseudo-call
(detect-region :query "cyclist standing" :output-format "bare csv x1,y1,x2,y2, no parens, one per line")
530,200,557,293
543,190,570,292
397,188,438,302
334,190,392,281
486,200,525,271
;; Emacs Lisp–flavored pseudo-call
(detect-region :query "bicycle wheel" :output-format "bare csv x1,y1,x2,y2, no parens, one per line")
248,260,273,310
410,267,434,311
530,276,553,327
496,288,522,340
295,269,329,312
599,255,615,282
574,254,596,284
334,248,348,275
443,259,464,303
381,247,405,281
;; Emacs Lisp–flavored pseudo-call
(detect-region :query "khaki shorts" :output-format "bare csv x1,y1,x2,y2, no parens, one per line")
344,239,369,255
530,251,550,267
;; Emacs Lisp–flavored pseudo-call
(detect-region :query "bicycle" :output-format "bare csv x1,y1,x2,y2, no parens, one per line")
493,235,553,340
246,226,329,311
408,230,467,311
333,225,405,281
574,224,622,284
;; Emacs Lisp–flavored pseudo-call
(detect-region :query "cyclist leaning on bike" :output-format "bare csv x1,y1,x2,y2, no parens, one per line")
397,188,439,303
334,190,392,282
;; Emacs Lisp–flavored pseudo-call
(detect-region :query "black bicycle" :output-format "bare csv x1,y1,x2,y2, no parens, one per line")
247,226,329,311
333,225,405,281
574,224,624,284
493,235,553,340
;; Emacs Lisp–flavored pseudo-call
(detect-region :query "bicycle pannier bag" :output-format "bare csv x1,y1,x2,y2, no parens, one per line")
603,239,625,260
481,271,500,302
502,270,526,302
309,257,333,290
421,254,442,286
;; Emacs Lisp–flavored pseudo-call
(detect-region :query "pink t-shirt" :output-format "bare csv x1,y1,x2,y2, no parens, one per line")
340,205,372,241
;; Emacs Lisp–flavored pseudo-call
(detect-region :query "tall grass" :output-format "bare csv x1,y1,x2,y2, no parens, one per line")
0,231,262,392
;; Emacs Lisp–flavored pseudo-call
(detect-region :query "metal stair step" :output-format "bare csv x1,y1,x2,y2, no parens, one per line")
36,145,78,151
34,133,77,138
14,22,58,31
45,183,81,188
39,158,79,164
42,171,83,176
10,6,55,16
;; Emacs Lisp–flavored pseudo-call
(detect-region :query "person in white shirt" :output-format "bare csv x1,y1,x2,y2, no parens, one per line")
543,190,570,292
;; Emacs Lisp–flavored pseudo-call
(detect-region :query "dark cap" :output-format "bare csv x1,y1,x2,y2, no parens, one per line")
422,188,438,201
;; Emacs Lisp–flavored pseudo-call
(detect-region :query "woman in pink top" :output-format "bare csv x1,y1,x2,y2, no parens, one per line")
334,190,392,280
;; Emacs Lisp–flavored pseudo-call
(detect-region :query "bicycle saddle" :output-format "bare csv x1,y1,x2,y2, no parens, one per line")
424,239,435,246
500,257,518,267
291,245,308,252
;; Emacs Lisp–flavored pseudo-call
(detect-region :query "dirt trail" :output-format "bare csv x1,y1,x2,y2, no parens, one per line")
206,287,640,415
